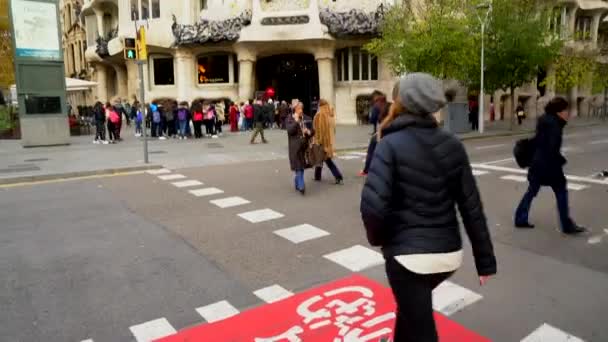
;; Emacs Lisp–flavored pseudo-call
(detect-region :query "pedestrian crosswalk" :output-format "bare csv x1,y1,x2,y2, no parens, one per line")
99,166,592,342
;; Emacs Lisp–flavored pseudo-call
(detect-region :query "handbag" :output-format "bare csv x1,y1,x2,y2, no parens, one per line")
307,143,326,167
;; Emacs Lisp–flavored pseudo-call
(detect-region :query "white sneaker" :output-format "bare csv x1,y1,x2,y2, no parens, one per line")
212,135,218,139
102,140,109,145
93,140,99,144
159,136,167,140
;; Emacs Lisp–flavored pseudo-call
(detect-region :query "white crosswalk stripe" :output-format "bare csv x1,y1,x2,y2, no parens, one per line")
158,174,186,181
253,285,294,303
129,318,177,342
520,323,585,342
146,168,171,175
238,208,284,223
210,196,251,208
501,175,528,182
323,245,384,272
171,180,203,188
196,300,240,323
339,155,361,160
472,169,489,176
567,183,588,191
80,339,94,342
189,187,224,197
432,281,483,316
274,224,330,244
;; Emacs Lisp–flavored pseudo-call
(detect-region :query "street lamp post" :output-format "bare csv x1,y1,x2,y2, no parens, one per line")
476,3,492,134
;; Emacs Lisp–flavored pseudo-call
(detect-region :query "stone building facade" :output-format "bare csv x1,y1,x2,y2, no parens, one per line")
81,0,396,124
60,0,89,80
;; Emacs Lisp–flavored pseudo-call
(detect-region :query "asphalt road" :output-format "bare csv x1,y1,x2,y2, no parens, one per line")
1,123,607,342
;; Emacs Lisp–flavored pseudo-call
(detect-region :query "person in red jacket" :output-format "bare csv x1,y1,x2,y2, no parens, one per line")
229,102,239,132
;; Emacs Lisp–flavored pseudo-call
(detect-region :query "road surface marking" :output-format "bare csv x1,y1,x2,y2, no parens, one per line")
564,133,581,138
348,151,368,156
472,170,489,176
501,175,528,182
520,323,584,342
210,196,251,208
196,300,240,323
146,168,171,175
567,183,588,191
253,285,294,303
129,318,177,342
588,235,603,244
81,340,94,342
339,155,361,160
274,224,331,244
189,187,224,197
323,245,384,272
0,171,146,188
472,163,608,186
171,180,203,188
475,143,506,150
158,174,186,181
590,139,608,145
432,281,483,316
482,158,515,165
238,208,284,223
561,146,576,153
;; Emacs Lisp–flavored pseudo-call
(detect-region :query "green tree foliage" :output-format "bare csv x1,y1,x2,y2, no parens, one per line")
365,0,477,82
543,47,596,94
483,0,562,128
592,62,608,94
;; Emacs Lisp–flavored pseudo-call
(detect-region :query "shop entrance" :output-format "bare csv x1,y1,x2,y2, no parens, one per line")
256,54,319,114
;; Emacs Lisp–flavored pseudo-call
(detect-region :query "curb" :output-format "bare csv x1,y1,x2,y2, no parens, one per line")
336,122,601,153
0,164,163,186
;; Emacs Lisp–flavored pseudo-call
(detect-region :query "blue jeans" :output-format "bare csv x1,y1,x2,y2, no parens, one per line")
178,120,187,137
294,169,305,191
314,158,343,181
515,181,573,232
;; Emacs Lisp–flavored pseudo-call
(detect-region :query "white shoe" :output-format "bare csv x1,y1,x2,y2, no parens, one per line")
159,136,167,140
102,140,109,145
93,140,99,144
212,135,218,139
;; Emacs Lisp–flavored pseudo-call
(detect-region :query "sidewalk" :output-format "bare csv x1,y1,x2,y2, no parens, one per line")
0,117,602,184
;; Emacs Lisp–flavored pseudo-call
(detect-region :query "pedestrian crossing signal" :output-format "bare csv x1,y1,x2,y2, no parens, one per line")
124,38,137,60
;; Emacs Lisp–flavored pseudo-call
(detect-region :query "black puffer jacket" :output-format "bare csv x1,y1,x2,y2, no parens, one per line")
528,112,567,187
360,114,496,276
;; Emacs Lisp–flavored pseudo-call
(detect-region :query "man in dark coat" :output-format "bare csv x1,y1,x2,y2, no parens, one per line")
286,102,314,194
514,97,586,235
250,100,268,144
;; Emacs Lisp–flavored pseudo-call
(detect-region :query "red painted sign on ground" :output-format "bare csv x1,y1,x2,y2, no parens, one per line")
157,274,490,342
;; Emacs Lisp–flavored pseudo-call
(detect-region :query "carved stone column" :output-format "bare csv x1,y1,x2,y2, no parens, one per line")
237,49,256,101
176,49,195,103
95,64,108,102
592,12,602,46
113,65,128,100
315,48,335,106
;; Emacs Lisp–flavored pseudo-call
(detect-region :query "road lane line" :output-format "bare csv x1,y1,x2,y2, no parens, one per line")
520,323,584,342
472,170,489,176
171,180,203,188
238,208,284,223
146,168,171,175
253,285,294,303
348,151,368,156
475,143,506,150
323,245,384,272
472,163,608,186
432,281,483,316
158,174,186,181
81,339,94,342
501,175,528,182
590,139,608,145
210,196,250,208
567,183,588,191
482,158,515,165
0,171,146,188
339,155,361,160
274,224,331,244
129,318,177,342
189,187,224,197
196,300,240,323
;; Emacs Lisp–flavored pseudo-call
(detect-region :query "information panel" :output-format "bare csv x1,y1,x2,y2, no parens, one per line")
11,0,61,60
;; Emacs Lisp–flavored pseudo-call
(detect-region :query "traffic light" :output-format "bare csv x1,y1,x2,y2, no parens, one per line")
124,38,137,60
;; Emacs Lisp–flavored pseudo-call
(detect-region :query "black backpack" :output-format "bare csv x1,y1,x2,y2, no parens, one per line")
513,137,536,168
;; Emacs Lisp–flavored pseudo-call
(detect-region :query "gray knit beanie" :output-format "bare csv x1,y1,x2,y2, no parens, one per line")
398,73,446,116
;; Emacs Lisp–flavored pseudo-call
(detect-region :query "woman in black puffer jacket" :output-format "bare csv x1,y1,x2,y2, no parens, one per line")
360,73,497,342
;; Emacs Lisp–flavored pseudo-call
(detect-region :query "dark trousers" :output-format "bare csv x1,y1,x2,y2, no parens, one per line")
314,158,343,181
515,180,573,232
247,118,254,131
385,258,452,342
250,122,267,143
363,135,378,173
193,121,203,138
95,121,105,141
166,119,176,137
107,121,116,141
204,120,215,135
517,116,524,125
215,120,223,134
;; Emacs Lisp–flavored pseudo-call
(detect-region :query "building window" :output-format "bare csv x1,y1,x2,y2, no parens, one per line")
198,54,230,84
336,47,378,82
132,0,160,20
152,57,175,85
201,0,208,10
233,56,239,83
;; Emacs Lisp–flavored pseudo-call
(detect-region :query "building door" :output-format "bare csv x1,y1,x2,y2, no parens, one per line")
255,54,319,115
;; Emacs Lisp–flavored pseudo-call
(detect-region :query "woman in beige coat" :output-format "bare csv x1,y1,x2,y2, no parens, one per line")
313,99,344,184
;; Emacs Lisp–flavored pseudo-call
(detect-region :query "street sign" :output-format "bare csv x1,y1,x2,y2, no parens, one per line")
124,38,137,60
157,275,490,342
